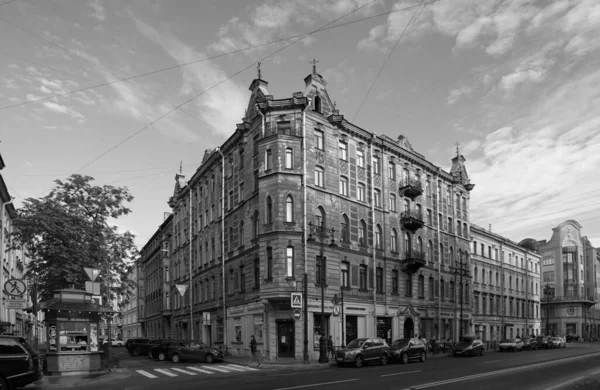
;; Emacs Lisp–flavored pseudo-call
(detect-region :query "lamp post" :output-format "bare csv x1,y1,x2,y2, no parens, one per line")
306,221,337,364
544,284,553,336
454,259,470,339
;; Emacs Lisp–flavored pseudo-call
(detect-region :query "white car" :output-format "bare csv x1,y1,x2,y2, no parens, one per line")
101,339,123,347
550,337,566,348
498,338,523,352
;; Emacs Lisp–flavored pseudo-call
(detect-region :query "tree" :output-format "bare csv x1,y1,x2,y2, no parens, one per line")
10,174,138,305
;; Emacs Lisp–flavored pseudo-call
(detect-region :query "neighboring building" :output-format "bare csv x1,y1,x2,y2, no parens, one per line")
122,265,142,340
470,225,542,344
529,220,597,338
138,213,173,339
586,240,600,339
167,67,475,360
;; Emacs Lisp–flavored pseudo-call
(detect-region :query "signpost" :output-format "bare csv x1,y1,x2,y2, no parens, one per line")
291,293,302,309
293,309,302,321
4,278,26,297
6,298,27,309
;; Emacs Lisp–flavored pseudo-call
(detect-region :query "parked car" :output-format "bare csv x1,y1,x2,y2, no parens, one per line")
335,338,391,368
101,339,124,347
167,341,224,363
390,338,427,364
536,336,553,349
550,337,566,348
130,338,171,357
150,341,177,361
125,338,148,354
521,337,537,351
453,336,485,357
498,338,523,352
0,335,43,390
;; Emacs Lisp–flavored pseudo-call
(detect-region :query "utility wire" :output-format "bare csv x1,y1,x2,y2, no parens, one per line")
0,0,17,7
74,0,377,174
353,0,426,122
0,1,435,113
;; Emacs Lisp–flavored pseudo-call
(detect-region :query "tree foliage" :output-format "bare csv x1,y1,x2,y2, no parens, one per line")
10,174,138,305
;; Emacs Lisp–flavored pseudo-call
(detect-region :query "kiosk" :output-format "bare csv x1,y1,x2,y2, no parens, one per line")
38,288,117,375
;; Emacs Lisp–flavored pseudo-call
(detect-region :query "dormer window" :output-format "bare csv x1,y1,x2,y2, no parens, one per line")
313,95,322,113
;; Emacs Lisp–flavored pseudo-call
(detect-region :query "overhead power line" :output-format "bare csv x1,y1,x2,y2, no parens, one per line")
74,0,377,174
0,0,17,7
0,0,437,113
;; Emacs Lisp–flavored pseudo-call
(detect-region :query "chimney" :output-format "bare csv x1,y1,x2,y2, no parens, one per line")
489,224,492,232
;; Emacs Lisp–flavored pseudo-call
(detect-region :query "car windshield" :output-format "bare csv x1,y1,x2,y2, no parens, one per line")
346,339,365,349
18,338,36,354
456,340,472,348
392,339,409,347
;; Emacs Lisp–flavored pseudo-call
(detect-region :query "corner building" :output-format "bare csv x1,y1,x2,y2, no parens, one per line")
169,69,475,360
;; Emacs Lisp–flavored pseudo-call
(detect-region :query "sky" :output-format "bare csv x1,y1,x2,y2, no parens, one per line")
1,0,599,251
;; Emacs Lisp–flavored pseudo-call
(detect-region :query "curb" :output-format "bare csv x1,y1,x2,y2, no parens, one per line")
33,368,132,388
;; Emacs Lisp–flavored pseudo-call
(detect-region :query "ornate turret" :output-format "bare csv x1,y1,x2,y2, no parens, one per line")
450,144,475,191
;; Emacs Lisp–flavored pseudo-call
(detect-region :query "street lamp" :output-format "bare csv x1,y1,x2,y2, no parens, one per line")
454,259,470,339
306,221,337,364
544,284,553,336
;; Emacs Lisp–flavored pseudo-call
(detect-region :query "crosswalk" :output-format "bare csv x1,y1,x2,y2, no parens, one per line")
135,364,258,379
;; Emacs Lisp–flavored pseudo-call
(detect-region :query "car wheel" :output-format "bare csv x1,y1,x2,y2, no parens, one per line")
0,376,9,390
480,349,485,357
205,353,214,364
380,354,388,366
172,354,181,363
401,353,409,365
355,355,364,368
420,352,426,362
133,348,140,357
158,352,166,361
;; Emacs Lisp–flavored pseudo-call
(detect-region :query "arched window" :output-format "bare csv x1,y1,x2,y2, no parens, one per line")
359,219,367,246
285,195,294,222
428,240,434,262
252,210,259,239
404,232,411,254
449,246,454,268
266,196,273,224
375,224,382,249
391,228,398,252
285,148,293,169
314,95,322,113
341,214,349,242
316,207,326,229
417,236,423,254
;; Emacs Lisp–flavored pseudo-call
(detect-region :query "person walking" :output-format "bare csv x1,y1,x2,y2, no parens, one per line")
248,335,261,368
327,335,334,360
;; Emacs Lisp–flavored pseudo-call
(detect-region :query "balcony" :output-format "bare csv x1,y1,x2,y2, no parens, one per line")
400,210,424,232
403,250,426,273
543,295,597,307
399,178,423,200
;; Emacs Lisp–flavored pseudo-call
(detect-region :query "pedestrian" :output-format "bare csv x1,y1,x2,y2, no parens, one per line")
248,335,261,368
327,335,334,360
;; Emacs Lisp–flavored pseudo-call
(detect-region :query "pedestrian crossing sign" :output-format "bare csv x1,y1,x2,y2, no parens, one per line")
291,293,302,308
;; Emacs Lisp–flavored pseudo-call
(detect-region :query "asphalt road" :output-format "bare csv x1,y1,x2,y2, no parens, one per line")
32,345,600,390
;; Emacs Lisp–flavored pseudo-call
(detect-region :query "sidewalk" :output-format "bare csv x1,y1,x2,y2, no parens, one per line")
31,368,132,389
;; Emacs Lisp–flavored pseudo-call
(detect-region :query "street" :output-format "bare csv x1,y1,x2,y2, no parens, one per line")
30,344,600,390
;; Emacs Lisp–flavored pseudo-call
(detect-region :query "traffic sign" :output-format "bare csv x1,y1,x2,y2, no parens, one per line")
4,279,26,297
6,298,27,309
291,293,302,308
176,284,188,296
84,267,101,282
333,305,340,317
293,309,302,321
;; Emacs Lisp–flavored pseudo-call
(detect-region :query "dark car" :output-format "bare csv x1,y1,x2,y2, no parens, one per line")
150,341,177,361
0,336,43,390
453,336,485,357
536,336,553,349
130,338,171,357
390,338,427,364
167,341,223,363
335,338,391,368
522,337,537,351
126,338,149,355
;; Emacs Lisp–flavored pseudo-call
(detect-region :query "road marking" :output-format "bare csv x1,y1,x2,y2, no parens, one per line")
381,370,421,377
228,364,258,371
136,370,158,379
154,368,178,377
186,366,214,374
544,377,585,390
274,379,359,390
484,360,502,364
222,365,248,372
171,367,197,375
201,365,231,373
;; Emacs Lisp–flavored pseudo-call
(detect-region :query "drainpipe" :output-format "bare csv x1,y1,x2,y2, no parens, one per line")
215,147,226,353
370,135,377,336
301,98,310,364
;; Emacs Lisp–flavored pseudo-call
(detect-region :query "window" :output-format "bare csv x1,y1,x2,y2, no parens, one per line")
265,149,272,171
428,240,434,263
239,221,244,247
285,148,293,169
239,182,245,202
358,183,365,201
316,255,326,285
339,141,348,160
440,279,445,300
341,262,349,288
277,120,291,135
314,96,322,113
252,211,259,239
357,149,365,168
373,155,380,174
392,270,399,293
391,229,398,252
388,162,396,180
228,227,234,252
359,265,367,289
314,167,324,187
456,220,461,237
450,281,455,301
374,189,381,207
315,206,325,229
286,246,294,278
406,273,413,297
341,214,350,242
426,176,431,197
389,193,396,211
240,266,246,292
254,258,260,288
376,267,383,293
427,209,432,225
315,130,324,150
440,243,444,264
266,196,273,224
266,247,273,279
339,176,349,196
418,275,425,298
359,220,367,246
463,223,468,238
404,232,411,254
417,236,423,254
429,277,434,300
375,224,382,249
285,195,294,222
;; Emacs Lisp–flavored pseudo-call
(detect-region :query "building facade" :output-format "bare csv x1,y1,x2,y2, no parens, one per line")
470,225,542,344
532,220,598,339
138,214,173,339
122,265,142,340
168,68,475,360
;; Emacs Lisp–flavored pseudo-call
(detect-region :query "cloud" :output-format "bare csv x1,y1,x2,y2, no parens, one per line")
7,64,18,69
43,101,85,120
89,0,106,21
447,86,472,104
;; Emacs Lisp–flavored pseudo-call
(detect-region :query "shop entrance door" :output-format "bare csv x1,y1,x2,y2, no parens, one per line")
346,316,358,346
277,321,295,358
404,317,414,339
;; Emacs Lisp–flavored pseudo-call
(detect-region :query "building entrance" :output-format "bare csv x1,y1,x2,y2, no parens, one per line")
277,320,294,358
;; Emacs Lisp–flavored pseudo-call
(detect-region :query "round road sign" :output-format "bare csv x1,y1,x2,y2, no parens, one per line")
4,278,27,297
293,309,302,321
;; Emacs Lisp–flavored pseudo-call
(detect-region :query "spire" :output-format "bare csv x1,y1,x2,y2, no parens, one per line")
179,161,183,175
257,61,262,80
309,58,319,75
456,141,460,159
